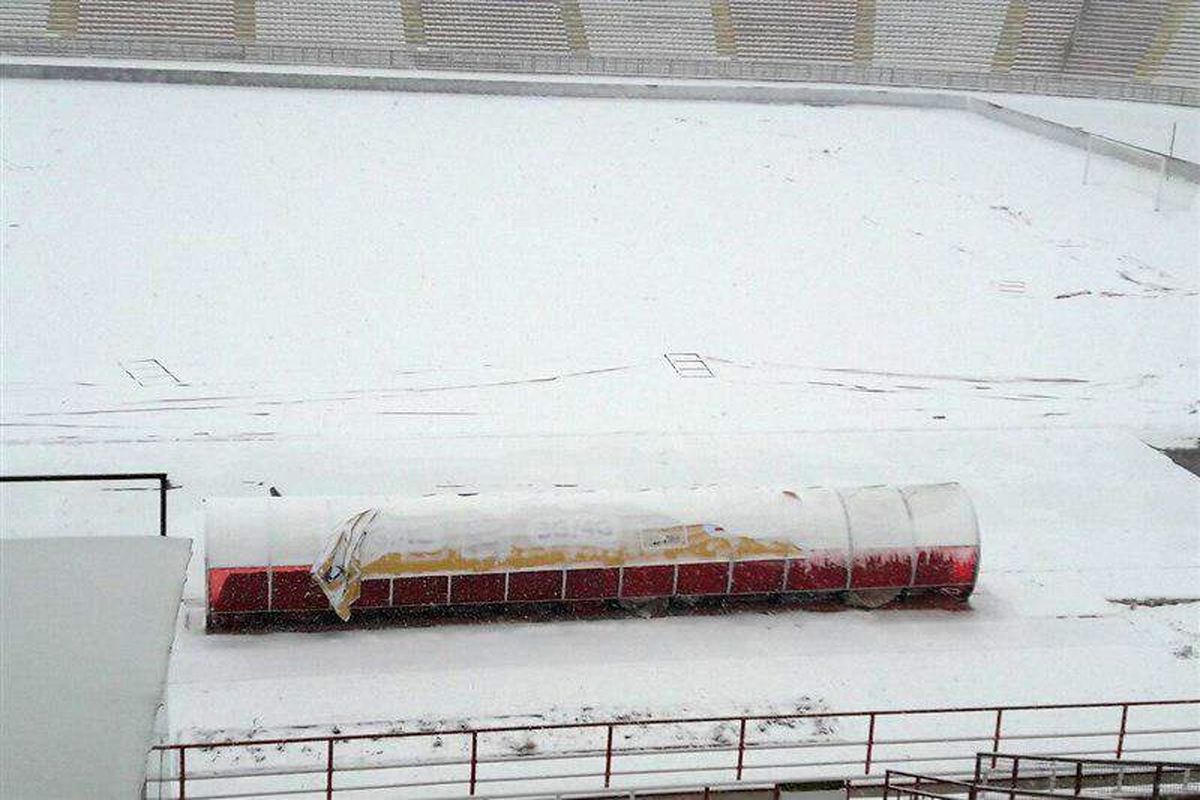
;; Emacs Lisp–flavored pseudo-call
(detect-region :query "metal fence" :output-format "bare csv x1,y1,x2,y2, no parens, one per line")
0,472,170,536
975,753,1200,799
143,699,1200,800
2,35,1197,106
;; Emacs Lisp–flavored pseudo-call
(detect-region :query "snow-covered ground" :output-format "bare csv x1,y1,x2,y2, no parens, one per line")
1,77,1197,756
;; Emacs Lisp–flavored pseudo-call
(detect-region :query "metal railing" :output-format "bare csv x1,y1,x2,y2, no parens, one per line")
0,472,170,536
2,35,1196,106
144,699,1199,800
975,753,1200,798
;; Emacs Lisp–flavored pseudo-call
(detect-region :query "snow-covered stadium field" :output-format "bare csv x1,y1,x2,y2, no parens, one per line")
1,77,1197,748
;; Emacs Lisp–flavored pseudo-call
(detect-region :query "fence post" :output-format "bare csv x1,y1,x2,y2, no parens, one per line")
990,709,1004,768
178,749,185,800
1115,704,1129,759
864,713,877,775
1009,756,1020,800
1074,762,1083,795
325,738,334,800
884,769,892,800
158,474,168,536
1152,764,1163,800
469,731,478,796
1083,134,1093,185
735,718,747,780
604,725,614,788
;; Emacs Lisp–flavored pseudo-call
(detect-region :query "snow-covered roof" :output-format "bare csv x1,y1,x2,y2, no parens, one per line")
0,536,191,800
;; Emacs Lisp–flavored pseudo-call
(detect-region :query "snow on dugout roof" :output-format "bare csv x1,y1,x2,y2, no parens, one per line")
0,536,191,799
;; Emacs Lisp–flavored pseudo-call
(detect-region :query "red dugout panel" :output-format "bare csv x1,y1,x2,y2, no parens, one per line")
786,552,849,592
850,549,914,589
564,568,620,599
207,567,269,613
393,575,449,606
730,560,786,594
451,573,506,604
358,578,392,607
913,546,978,586
272,566,329,611
676,562,729,595
620,565,675,598
507,570,565,602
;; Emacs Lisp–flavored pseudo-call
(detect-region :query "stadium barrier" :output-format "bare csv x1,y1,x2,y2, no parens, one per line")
144,699,1200,800
1,34,1196,106
3,58,1195,186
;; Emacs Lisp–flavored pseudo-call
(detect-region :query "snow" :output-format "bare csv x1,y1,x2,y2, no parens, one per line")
0,75,1196,766
0,536,191,800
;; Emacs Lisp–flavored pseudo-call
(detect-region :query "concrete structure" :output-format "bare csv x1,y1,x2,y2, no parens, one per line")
1,0,1196,103
0,536,191,799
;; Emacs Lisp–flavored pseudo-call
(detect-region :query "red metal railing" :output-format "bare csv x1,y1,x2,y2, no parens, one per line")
145,699,1199,800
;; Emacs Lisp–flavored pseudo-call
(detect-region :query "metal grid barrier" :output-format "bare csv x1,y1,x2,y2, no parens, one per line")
1,35,1196,106
975,753,1200,798
143,699,1200,800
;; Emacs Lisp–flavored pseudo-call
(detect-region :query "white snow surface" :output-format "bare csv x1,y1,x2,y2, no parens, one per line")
0,536,191,799
0,77,1197,748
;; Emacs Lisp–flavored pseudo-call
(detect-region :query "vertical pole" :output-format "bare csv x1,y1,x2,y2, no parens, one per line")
325,738,334,800
865,713,877,775
703,787,710,800
1155,152,1169,211
990,709,1004,768
469,731,478,796
604,725,614,788
1156,121,1178,212
1074,762,1083,796
1115,704,1129,759
1009,756,1020,800
735,717,747,780
1151,764,1163,800
1083,134,1093,185
178,749,185,800
159,475,168,537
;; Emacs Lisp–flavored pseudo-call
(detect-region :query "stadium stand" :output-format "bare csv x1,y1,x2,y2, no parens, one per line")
0,1,52,37
1,0,1197,102
1066,0,1174,80
726,0,858,64
578,0,719,59
1154,1,1200,86
420,0,571,53
872,0,1009,73
76,0,240,42
1005,0,1085,75
255,1,405,51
